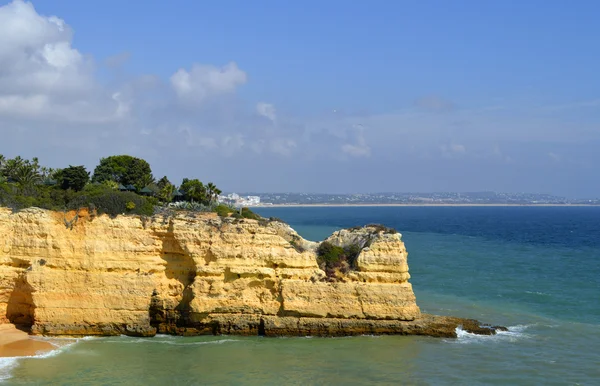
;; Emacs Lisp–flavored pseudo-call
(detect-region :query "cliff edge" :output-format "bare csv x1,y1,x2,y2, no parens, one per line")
0,207,502,338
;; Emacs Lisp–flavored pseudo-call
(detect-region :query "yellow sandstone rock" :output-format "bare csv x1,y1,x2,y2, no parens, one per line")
0,207,424,337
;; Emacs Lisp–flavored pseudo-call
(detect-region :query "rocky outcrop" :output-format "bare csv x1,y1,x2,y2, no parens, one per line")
0,207,501,338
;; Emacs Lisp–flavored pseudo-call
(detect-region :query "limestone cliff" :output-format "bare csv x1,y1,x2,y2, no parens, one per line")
0,207,501,338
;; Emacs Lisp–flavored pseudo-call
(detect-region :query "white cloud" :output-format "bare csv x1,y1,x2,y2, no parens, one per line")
170,62,247,104
220,134,245,156
342,143,371,157
256,102,276,122
341,125,371,157
0,1,598,196
269,139,296,156
0,0,119,123
440,143,466,158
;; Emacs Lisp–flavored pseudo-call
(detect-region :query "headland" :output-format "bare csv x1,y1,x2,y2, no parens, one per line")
0,207,504,357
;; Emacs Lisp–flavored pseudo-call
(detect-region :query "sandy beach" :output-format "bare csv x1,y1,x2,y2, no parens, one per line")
0,324,55,358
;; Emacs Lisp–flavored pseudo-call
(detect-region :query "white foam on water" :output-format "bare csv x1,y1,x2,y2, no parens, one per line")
525,291,551,296
0,358,19,383
447,324,532,344
100,337,241,346
159,338,240,346
0,339,79,383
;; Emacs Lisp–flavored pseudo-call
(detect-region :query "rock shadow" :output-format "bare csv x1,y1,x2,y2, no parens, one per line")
150,221,197,332
6,273,35,329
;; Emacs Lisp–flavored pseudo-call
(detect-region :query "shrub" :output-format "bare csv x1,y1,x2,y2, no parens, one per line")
316,242,345,267
215,204,234,217
316,241,362,280
168,201,213,212
241,207,260,220
68,187,155,217
365,223,398,234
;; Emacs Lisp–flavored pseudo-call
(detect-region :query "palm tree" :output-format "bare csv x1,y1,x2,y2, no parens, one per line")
2,157,24,180
14,164,42,194
206,182,222,204
158,183,175,204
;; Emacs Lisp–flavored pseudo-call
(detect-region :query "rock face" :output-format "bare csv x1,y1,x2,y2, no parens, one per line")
0,207,499,338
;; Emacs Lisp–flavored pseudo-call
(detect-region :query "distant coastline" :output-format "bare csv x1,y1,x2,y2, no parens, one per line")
256,203,599,208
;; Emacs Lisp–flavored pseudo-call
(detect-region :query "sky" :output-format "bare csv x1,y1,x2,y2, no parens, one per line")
1,0,599,197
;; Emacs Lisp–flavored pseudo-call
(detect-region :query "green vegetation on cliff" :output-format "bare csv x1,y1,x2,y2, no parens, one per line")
316,241,361,280
0,154,257,218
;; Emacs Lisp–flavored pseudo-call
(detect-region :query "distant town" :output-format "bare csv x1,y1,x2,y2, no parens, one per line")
218,192,600,207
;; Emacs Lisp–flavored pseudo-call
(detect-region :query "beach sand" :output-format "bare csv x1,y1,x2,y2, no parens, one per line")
0,324,55,358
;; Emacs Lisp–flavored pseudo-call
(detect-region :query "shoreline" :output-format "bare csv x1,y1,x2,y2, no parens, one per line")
0,324,56,358
254,203,598,208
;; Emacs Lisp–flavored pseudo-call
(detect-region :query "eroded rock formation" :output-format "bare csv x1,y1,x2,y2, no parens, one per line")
0,207,501,338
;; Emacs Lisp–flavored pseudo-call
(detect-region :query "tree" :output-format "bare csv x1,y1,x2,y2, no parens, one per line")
1,156,24,180
206,182,222,204
57,165,89,191
13,163,41,194
157,183,175,203
179,178,207,204
92,155,153,189
157,176,171,190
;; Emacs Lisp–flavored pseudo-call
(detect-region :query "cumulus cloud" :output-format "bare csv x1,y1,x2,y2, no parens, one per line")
1,1,598,196
170,62,247,104
256,102,276,122
0,0,120,123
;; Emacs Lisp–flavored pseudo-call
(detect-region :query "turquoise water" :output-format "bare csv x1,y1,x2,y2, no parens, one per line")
3,207,600,385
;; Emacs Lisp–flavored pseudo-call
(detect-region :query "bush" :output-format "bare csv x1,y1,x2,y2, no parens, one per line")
241,207,260,220
68,186,155,216
168,201,213,212
215,204,234,217
364,224,398,234
317,241,345,266
316,241,362,280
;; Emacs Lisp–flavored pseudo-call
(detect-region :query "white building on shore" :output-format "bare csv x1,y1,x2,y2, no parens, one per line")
218,193,261,207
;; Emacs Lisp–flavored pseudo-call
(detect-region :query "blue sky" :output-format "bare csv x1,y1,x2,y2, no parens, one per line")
1,0,599,197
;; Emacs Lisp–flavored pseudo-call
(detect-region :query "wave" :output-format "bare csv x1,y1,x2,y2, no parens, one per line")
446,324,533,344
524,291,551,296
0,339,79,383
0,358,18,383
100,337,241,346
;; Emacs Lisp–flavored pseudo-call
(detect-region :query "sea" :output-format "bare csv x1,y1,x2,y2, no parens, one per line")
2,206,599,385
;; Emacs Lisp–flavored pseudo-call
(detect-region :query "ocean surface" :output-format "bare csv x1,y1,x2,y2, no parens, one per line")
2,206,600,385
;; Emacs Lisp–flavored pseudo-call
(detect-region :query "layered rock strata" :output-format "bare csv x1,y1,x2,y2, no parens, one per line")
0,207,501,338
